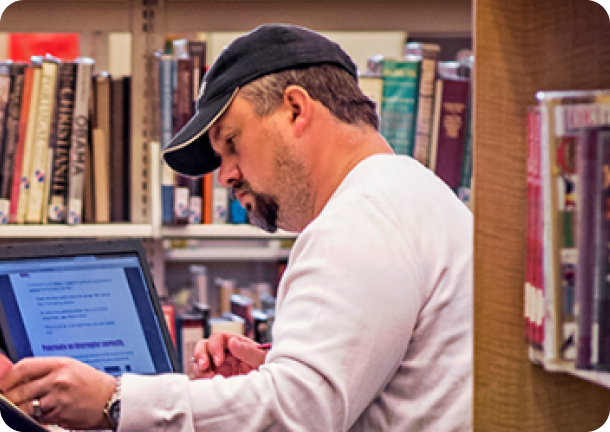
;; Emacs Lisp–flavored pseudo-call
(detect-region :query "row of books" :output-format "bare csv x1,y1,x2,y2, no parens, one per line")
156,38,248,227
524,88,610,375
0,54,132,225
358,41,473,205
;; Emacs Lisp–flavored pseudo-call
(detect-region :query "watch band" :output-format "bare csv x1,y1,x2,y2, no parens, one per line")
103,376,121,430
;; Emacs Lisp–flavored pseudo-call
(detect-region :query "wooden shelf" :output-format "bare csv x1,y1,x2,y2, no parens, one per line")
161,224,296,240
0,224,154,238
165,243,290,261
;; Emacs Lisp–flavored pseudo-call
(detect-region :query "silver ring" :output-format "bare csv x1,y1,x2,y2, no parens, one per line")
32,399,43,419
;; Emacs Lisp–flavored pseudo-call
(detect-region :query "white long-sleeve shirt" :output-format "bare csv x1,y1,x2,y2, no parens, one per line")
120,154,473,431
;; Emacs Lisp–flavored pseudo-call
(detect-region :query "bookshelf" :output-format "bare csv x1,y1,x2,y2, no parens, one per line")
1,0,607,429
474,0,610,430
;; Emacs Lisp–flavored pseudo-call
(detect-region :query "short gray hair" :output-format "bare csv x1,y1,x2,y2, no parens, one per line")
239,64,379,129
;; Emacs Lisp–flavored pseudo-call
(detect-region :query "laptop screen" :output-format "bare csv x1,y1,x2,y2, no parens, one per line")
0,240,179,376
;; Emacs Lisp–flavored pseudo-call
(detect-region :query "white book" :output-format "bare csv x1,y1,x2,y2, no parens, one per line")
67,57,95,225
25,59,58,223
16,61,42,224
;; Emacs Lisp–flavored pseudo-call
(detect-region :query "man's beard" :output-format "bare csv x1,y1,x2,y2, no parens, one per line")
232,182,279,233
247,191,279,233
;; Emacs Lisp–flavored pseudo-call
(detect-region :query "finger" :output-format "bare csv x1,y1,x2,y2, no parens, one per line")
192,340,213,374
207,333,233,367
228,339,267,369
4,357,59,394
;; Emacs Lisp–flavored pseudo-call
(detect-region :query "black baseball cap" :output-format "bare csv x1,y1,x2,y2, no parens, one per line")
161,23,358,177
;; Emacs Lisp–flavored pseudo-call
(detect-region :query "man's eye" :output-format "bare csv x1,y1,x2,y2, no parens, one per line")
226,138,236,153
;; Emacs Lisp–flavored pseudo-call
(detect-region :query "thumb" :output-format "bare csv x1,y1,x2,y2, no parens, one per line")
228,339,267,368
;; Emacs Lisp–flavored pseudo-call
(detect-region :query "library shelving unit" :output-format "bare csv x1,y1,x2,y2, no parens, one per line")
0,0,471,288
474,0,610,430
4,0,609,430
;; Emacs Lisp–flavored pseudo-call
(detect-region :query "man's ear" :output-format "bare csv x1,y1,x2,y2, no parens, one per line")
283,85,311,137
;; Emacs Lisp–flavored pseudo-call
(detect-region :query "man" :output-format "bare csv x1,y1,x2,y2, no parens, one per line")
0,24,472,431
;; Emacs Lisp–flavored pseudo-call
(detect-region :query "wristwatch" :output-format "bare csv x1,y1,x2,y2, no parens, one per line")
103,377,121,430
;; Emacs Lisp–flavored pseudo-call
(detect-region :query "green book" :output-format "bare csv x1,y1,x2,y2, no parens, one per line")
378,56,421,156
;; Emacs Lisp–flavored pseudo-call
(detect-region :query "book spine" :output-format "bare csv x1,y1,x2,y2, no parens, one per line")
188,178,202,224
15,62,42,224
525,108,537,346
412,45,440,167
187,40,207,100
92,74,111,224
110,76,127,222
457,90,473,206
8,66,33,224
433,76,471,191
379,57,421,156
591,127,610,371
172,57,194,225
25,60,58,223
158,55,175,226
0,71,12,224
532,109,545,353
574,127,598,369
212,169,228,224
47,62,77,223
202,172,212,224
67,59,94,225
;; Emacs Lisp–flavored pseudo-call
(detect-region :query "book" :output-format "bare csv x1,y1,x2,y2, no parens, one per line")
15,58,43,225
188,177,202,224
583,127,610,372
172,55,195,225
536,89,610,369
8,64,34,224
0,62,15,223
376,55,422,156
92,72,111,224
527,107,545,356
187,39,207,100
47,61,77,223
25,58,59,224
202,172,213,224
66,57,94,225
157,52,175,226
574,127,603,369
407,42,441,167
212,169,228,224
429,72,471,191
110,76,131,222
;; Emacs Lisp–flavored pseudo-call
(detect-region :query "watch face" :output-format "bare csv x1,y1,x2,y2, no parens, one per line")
110,400,121,424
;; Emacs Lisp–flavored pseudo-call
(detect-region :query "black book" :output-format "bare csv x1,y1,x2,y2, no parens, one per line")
47,61,77,223
0,63,26,210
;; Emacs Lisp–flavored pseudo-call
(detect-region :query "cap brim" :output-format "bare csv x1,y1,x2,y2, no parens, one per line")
161,89,237,177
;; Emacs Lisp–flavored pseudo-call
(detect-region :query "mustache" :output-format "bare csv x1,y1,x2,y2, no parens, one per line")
230,181,251,200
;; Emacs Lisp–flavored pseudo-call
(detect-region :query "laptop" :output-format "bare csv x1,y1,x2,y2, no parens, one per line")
0,238,180,376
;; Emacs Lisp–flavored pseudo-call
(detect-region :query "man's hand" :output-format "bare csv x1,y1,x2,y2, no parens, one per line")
193,333,268,379
0,357,116,430
0,353,13,376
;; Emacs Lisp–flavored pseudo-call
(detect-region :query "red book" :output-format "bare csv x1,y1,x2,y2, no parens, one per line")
525,107,544,351
430,74,471,191
8,65,33,224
